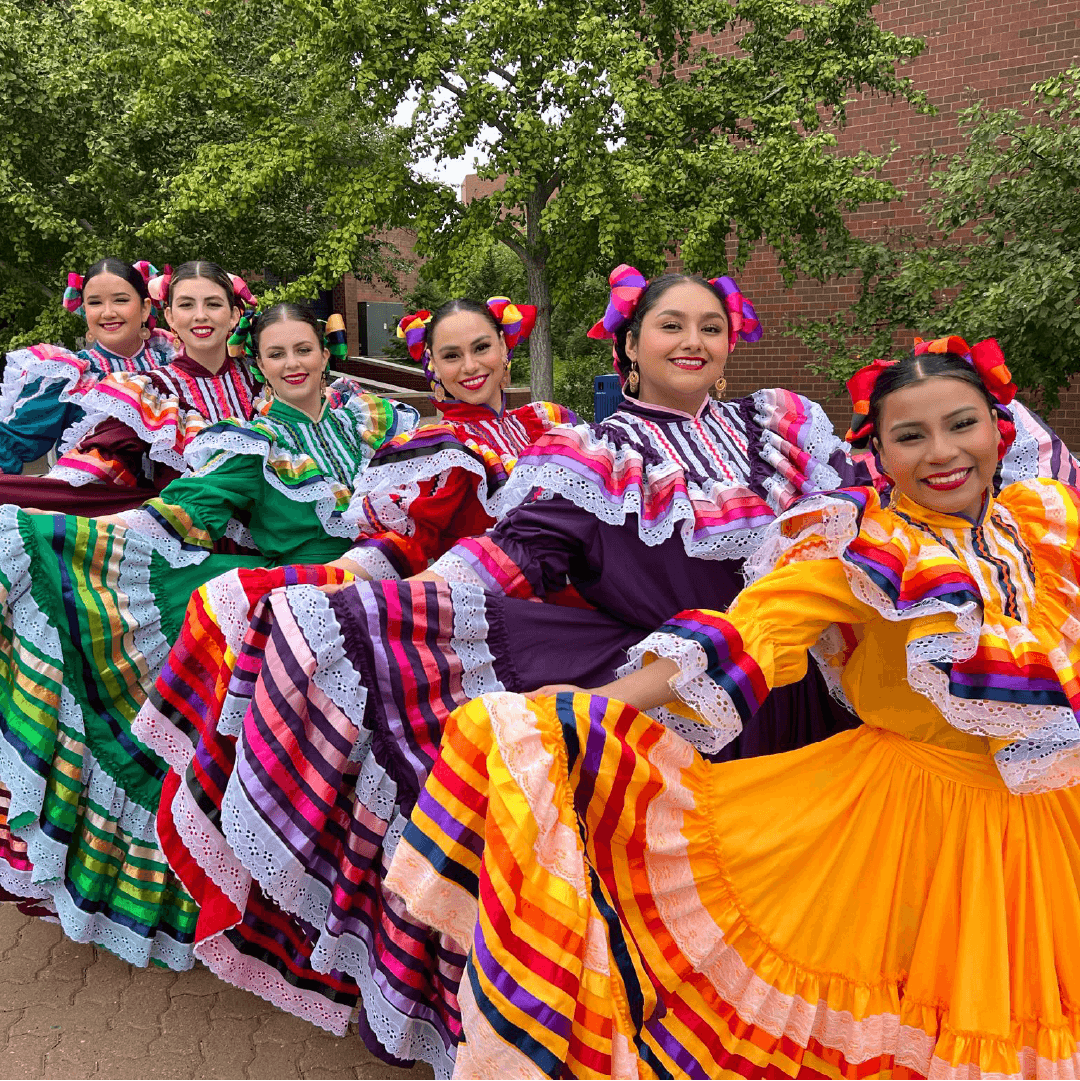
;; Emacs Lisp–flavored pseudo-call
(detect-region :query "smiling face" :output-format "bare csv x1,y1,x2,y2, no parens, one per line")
626,280,729,413
82,272,152,356
874,375,1000,520
429,309,507,410
165,276,239,365
255,318,329,418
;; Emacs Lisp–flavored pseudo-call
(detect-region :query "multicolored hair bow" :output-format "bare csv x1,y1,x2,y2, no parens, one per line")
397,297,537,394
845,335,1017,460
587,264,762,383
63,260,161,326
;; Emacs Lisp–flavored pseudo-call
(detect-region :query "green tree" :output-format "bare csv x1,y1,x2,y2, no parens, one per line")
0,0,419,353
310,0,929,398
795,66,1080,409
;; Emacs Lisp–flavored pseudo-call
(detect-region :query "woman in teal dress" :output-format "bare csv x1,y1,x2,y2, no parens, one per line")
0,257,174,473
0,303,417,967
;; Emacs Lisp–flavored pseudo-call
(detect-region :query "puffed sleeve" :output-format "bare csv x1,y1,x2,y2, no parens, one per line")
344,466,484,579
138,451,260,557
627,557,874,754
50,415,154,487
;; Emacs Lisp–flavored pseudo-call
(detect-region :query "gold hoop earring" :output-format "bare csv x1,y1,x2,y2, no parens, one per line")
626,363,640,394
714,376,727,397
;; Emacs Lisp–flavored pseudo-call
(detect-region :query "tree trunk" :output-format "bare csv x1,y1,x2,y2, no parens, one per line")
525,255,554,400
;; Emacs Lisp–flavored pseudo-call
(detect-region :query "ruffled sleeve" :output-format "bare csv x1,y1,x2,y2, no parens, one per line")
0,345,98,472
53,369,210,480
630,481,1080,792
341,399,574,580
625,552,873,754
1000,400,1080,487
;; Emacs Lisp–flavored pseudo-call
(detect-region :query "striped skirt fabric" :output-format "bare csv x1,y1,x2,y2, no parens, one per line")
386,692,1080,1080
137,575,511,1075
0,504,260,967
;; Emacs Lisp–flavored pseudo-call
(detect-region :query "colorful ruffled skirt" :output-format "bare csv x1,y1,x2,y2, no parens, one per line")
135,574,856,1074
386,692,1080,1080
0,504,262,967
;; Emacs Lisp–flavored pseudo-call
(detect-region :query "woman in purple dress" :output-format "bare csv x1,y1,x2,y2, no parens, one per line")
135,266,866,1074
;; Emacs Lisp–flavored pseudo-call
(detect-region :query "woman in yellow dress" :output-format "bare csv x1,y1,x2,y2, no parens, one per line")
384,335,1080,1079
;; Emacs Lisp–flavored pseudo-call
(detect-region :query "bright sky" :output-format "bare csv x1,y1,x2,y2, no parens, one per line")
393,96,492,196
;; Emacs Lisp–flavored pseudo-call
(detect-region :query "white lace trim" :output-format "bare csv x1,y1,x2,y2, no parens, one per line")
184,428,356,539
620,637,746,755
115,506,213,568
428,551,487,587
193,931,354,1036
59,384,199,472
0,347,86,422
341,545,401,581
738,491,1080,791
130,699,193,777
345,445,519,532
449,582,501,700
213,585,376,924
750,389,845,513
166,769,252,911
41,463,103,487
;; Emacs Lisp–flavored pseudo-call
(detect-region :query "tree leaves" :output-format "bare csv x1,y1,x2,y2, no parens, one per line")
795,66,1080,409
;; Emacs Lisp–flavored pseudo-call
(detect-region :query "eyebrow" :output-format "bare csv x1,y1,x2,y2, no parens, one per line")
655,308,727,320
437,334,493,354
888,405,979,432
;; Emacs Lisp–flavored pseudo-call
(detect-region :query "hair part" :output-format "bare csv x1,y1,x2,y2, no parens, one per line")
613,274,730,395
426,298,501,354
868,350,998,445
250,302,323,358
167,260,238,310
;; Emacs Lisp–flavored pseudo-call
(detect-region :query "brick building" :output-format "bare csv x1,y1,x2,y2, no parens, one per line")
332,226,422,358
717,0,1080,445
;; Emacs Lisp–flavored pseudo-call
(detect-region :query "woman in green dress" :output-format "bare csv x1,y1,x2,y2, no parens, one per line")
0,303,417,967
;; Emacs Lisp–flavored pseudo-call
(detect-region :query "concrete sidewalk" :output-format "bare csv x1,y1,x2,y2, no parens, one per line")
0,905,434,1080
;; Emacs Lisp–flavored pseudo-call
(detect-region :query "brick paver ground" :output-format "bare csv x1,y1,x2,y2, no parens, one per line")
0,905,435,1080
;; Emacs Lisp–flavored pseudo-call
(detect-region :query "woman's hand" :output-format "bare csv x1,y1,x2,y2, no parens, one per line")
410,568,447,583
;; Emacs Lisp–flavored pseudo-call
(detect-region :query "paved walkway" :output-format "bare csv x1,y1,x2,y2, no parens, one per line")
0,905,434,1080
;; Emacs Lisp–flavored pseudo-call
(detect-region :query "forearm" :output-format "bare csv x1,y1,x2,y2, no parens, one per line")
594,658,680,711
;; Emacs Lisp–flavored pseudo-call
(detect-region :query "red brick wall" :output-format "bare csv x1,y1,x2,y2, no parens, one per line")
341,228,423,355
718,1,1080,448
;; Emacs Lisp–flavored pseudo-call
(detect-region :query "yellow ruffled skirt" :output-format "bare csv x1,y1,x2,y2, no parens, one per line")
386,693,1080,1079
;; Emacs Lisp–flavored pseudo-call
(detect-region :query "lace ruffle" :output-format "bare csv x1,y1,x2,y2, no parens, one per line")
60,378,208,473
491,392,846,560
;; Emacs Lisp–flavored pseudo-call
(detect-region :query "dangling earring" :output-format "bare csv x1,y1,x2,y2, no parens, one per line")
84,330,96,346
433,382,446,402
140,326,151,341
714,376,727,397
500,359,511,391
626,362,640,394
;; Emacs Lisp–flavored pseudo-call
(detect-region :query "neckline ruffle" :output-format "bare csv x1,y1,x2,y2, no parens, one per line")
493,389,846,560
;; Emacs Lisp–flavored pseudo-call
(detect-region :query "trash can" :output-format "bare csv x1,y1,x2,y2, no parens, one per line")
593,372,623,422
